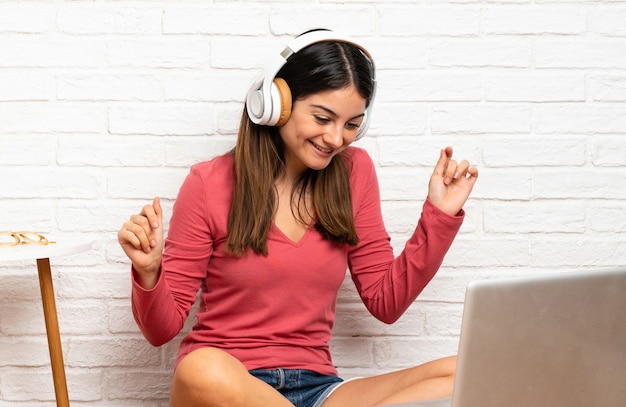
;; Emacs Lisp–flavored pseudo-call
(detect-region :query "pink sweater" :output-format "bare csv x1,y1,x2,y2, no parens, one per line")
131,147,464,376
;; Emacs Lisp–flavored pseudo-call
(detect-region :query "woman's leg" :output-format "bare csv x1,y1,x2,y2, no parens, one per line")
322,355,457,407
169,347,295,407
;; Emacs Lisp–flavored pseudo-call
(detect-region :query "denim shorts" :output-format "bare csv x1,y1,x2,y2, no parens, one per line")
249,368,343,407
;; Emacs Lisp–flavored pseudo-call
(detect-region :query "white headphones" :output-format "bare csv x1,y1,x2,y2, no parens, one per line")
245,30,376,140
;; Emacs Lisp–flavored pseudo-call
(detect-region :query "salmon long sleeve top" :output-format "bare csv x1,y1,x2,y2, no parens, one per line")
131,147,464,376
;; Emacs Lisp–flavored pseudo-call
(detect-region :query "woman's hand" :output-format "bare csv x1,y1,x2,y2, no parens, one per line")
117,197,164,289
427,147,478,217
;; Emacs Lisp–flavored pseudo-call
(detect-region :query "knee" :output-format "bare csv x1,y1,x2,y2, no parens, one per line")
170,347,246,407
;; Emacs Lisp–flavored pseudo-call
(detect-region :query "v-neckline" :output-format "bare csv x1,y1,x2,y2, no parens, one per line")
271,222,312,246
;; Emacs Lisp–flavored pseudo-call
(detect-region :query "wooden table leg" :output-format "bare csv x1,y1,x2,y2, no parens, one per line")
37,257,70,407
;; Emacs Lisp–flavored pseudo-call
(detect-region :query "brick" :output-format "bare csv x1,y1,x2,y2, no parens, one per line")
484,201,586,233
590,74,626,101
108,103,216,136
536,38,626,68
106,38,210,69
0,72,53,101
0,102,104,134
483,5,587,34
379,6,480,36
430,38,532,67
378,71,482,102
534,104,626,134
590,136,626,166
0,6,55,33
57,6,162,35
485,72,585,102
591,6,626,36
164,5,268,35
57,73,163,102
431,104,532,134
481,136,587,167
0,37,106,68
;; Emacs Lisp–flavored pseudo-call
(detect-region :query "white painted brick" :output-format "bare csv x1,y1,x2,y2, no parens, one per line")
379,6,480,36
377,136,482,167
483,5,587,35
106,371,172,400
587,203,626,232
333,303,427,337
590,74,626,101
363,37,427,70
373,337,458,368
485,72,585,102
56,73,163,102
534,104,626,134
0,36,106,68
106,38,210,69
67,337,162,368
369,102,428,136
590,136,626,166
532,168,626,199
329,337,375,368
108,302,141,334
0,368,56,401
481,136,587,167
431,104,532,134
0,71,54,101
484,201,587,233
591,6,626,36
377,70,482,102
163,5,268,35
536,39,626,68
162,70,251,102
430,38,532,67
106,167,188,200
0,337,51,366
530,236,626,267
269,6,374,36
0,102,104,134
0,135,55,165
57,135,165,167
164,136,235,167
0,167,103,199
0,303,46,335
0,6,55,33
57,6,162,35
108,103,216,136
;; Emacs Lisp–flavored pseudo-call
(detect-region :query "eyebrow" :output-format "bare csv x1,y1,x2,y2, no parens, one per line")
310,104,365,121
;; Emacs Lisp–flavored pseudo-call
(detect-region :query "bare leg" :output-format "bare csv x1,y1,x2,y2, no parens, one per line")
169,347,295,407
322,356,457,407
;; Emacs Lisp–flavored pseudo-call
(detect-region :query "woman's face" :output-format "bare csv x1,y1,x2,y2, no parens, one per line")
278,85,367,176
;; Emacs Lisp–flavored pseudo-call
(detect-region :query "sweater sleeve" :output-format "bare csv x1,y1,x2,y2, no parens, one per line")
131,165,214,346
347,149,464,324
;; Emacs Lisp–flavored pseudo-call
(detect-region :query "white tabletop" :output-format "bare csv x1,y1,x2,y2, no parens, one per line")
0,241,94,262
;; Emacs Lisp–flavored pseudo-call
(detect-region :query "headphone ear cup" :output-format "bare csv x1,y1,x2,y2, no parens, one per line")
273,78,292,126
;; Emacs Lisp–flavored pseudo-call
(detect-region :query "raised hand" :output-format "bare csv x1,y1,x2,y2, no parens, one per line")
117,197,164,289
427,147,478,217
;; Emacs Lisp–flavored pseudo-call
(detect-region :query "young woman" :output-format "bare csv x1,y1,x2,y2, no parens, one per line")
118,30,478,407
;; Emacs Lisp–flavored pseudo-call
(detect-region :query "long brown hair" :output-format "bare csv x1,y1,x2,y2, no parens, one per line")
226,38,375,257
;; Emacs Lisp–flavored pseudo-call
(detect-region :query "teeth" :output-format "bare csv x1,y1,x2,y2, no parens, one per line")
311,141,332,153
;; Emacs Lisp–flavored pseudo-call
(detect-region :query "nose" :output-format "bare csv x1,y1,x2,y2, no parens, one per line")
323,124,345,149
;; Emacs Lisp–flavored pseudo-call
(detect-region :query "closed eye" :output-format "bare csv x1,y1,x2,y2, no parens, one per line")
314,115,331,124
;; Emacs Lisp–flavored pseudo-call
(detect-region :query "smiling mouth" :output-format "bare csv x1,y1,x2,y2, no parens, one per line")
310,141,333,154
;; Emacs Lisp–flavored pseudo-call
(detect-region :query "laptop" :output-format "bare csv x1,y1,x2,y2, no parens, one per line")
389,268,626,407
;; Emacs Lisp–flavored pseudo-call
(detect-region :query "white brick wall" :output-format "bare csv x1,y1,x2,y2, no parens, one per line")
1,1,625,405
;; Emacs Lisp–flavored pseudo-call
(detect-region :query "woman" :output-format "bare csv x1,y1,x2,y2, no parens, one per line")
118,29,478,407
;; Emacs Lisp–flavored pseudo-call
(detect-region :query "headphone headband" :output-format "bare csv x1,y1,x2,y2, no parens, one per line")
246,30,376,140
